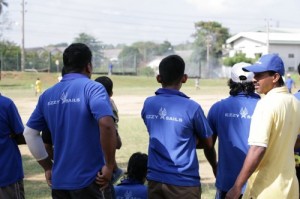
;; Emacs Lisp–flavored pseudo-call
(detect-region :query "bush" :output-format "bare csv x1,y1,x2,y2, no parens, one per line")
223,53,256,67
138,67,155,77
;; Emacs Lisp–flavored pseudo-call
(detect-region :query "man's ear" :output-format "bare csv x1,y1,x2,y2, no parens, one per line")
156,75,162,83
85,62,93,74
273,73,280,83
181,74,188,83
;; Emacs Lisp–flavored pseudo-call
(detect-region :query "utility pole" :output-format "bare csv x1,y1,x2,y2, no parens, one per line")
21,0,25,71
206,35,213,78
266,18,271,54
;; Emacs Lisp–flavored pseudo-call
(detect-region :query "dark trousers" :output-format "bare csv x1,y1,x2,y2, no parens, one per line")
0,180,24,199
148,180,201,199
215,189,242,199
296,166,300,192
52,182,115,199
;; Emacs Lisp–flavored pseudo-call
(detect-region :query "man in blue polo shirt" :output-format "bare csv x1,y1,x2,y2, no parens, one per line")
24,43,117,199
294,62,300,193
207,62,260,199
141,55,217,199
0,95,25,199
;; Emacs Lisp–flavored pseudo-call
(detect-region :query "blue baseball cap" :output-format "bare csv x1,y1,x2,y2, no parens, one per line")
243,54,285,76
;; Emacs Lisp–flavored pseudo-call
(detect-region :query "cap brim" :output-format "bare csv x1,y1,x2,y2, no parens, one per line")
242,64,268,73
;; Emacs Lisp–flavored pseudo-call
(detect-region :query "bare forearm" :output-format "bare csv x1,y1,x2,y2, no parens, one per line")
37,156,53,171
204,147,217,176
99,117,116,170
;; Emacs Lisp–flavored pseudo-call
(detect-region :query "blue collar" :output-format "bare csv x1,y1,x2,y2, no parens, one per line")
61,73,89,81
234,92,261,99
155,88,189,99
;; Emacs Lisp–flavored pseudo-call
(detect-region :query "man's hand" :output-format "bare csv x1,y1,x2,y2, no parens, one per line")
95,165,113,190
37,156,53,187
225,186,242,199
45,169,52,187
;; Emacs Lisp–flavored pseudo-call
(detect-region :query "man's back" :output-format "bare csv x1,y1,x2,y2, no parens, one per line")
142,88,212,187
0,95,24,187
208,93,260,192
27,73,113,189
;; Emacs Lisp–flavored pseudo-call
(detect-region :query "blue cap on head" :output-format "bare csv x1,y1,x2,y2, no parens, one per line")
243,54,285,76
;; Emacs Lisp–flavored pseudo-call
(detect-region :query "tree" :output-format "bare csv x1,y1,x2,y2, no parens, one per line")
132,41,174,63
132,41,158,63
0,40,21,71
0,0,8,15
118,46,142,69
223,53,257,67
0,0,9,40
73,33,103,67
157,41,174,55
191,21,230,67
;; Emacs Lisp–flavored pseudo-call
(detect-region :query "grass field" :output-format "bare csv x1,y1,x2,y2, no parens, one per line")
1,71,299,199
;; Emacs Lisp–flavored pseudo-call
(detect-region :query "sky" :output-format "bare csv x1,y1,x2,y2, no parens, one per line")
2,0,300,48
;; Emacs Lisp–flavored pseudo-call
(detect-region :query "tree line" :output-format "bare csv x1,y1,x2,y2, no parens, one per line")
0,1,256,73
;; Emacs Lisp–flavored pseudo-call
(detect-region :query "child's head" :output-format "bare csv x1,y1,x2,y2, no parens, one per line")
95,76,113,96
126,152,148,183
158,55,186,87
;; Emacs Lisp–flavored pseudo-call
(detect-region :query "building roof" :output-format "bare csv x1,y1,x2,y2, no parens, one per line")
227,32,300,45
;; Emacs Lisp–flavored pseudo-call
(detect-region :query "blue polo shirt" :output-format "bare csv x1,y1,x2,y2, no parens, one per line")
207,92,260,192
0,95,24,187
26,73,113,189
286,78,295,89
115,179,147,199
294,91,300,154
141,88,213,186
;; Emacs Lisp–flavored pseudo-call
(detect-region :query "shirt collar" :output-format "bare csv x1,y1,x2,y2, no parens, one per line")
267,86,288,95
235,92,261,99
61,73,89,81
155,88,190,99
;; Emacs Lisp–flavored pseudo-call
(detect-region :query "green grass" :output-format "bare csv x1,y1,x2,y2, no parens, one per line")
22,155,51,199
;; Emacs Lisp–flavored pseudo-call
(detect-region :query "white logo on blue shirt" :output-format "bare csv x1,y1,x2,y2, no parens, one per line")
159,108,167,119
47,92,80,106
124,190,132,198
240,107,248,118
60,92,80,104
145,107,183,122
224,107,252,119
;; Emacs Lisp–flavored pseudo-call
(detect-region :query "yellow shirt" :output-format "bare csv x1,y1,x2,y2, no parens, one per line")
35,79,42,93
244,87,300,199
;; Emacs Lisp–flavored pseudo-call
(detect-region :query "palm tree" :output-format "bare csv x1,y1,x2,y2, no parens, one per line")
0,0,8,15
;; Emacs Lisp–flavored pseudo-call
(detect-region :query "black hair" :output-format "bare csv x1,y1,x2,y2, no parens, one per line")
63,43,92,74
228,79,255,96
126,152,148,183
267,71,285,87
298,62,300,75
159,55,185,86
94,76,113,96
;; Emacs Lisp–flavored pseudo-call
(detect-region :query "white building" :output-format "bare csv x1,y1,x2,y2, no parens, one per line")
226,29,300,71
